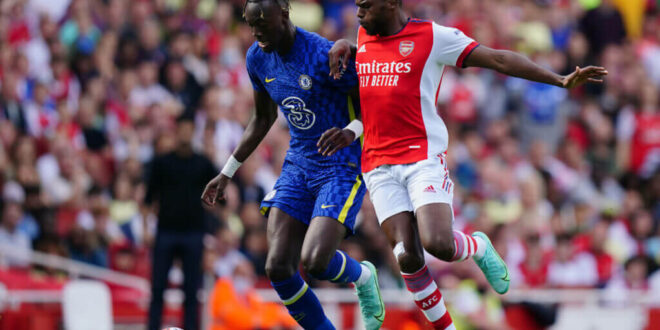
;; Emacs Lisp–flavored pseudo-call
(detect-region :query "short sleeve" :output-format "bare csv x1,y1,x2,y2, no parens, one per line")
431,22,479,68
246,45,266,92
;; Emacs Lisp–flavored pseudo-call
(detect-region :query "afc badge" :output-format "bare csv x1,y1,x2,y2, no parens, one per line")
399,40,414,57
298,74,312,90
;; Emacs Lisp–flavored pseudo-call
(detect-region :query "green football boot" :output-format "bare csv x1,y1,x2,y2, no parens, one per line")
472,231,510,294
355,261,385,329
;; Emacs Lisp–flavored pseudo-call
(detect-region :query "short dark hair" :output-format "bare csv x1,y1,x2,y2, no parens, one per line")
242,0,290,18
624,255,651,273
176,111,195,124
556,233,573,244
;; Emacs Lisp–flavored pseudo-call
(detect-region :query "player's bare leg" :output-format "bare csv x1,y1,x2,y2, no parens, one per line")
416,203,510,294
380,212,425,273
265,208,334,329
302,217,385,330
381,211,455,329
415,203,456,261
265,208,306,281
300,217,347,276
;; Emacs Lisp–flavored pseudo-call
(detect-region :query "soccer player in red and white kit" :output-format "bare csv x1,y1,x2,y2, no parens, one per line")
317,0,607,328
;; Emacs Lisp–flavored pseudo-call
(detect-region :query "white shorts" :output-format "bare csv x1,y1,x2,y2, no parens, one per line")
363,156,454,224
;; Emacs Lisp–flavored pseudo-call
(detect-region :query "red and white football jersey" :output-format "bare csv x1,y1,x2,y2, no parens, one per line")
631,113,660,174
356,19,478,172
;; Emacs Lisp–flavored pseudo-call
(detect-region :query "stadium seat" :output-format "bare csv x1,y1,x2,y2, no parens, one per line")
62,280,113,330
0,282,6,311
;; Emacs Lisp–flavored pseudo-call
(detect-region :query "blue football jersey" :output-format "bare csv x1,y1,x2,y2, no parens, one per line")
246,27,361,169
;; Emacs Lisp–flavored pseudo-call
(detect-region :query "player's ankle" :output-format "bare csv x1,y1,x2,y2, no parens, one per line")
355,264,372,286
472,235,487,260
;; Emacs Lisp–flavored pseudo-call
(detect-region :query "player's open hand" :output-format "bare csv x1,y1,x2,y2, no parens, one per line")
561,66,608,89
317,127,355,156
329,39,353,80
201,174,230,206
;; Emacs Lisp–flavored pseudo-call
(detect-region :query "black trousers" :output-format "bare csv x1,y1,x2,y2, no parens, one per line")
147,230,204,330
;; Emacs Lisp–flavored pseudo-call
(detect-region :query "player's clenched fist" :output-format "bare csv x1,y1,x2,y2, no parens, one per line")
317,127,355,156
201,174,230,206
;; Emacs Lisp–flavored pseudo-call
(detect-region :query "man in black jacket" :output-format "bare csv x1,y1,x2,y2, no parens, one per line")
145,114,217,330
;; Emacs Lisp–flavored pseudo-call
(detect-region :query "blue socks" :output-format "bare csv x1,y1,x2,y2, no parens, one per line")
315,250,362,283
270,251,363,329
271,272,334,330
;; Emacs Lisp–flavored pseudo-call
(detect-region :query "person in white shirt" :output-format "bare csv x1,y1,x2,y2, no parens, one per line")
547,234,598,288
0,201,32,268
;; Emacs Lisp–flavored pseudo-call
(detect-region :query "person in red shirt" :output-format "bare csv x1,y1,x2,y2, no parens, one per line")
617,83,660,177
318,0,606,328
517,233,552,288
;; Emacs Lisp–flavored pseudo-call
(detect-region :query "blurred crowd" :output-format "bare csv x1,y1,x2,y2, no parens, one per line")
1,0,660,327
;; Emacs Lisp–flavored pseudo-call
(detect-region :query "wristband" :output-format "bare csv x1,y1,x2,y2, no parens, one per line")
221,155,242,178
345,120,363,141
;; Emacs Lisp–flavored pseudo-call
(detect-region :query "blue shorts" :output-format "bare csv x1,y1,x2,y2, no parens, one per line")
260,160,366,234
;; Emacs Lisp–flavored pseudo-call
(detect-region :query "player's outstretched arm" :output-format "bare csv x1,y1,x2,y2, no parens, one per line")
463,45,607,88
329,39,357,80
202,90,278,206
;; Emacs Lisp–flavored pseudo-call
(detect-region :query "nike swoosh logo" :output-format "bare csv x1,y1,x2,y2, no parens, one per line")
502,265,510,282
374,287,385,321
321,204,337,209
375,308,385,321
265,77,276,83
365,262,385,322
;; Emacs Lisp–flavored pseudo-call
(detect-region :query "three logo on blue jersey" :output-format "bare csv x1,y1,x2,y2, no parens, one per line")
282,96,316,130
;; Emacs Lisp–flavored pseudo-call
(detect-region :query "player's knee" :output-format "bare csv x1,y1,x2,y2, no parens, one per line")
301,251,331,277
393,241,425,273
265,260,296,282
421,232,455,261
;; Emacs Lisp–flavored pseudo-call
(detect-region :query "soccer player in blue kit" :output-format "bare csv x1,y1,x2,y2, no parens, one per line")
201,0,385,329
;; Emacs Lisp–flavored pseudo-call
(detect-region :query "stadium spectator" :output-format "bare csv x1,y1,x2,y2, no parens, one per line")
0,72,28,133
208,258,296,330
604,255,655,305
547,234,599,288
513,233,552,289
0,182,32,268
579,0,627,59
206,224,296,329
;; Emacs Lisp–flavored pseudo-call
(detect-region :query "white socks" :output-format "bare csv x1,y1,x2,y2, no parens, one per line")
355,264,372,286
473,235,487,260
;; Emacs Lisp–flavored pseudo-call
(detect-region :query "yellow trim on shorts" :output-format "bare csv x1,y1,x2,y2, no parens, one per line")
260,206,270,216
338,175,362,224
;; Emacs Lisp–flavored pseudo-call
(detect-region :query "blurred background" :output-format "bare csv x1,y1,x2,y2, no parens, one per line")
0,0,659,329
